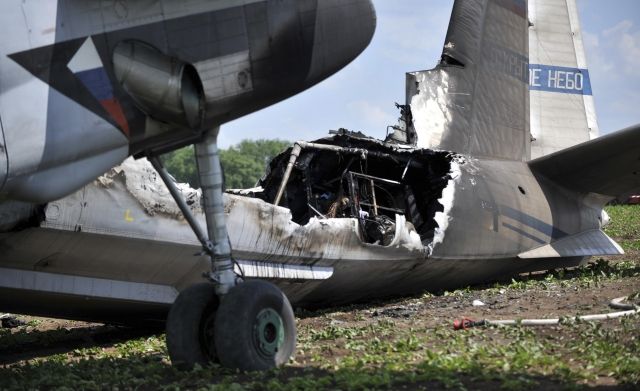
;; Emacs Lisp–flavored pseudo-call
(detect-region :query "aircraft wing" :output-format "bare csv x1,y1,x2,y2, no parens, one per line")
529,124,640,201
518,229,623,259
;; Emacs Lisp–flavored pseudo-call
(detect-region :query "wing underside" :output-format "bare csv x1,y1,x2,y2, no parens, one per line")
518,229,624,259
529,124,640,202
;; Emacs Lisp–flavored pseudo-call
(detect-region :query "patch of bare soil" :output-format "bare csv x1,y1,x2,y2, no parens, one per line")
298,257,640,332
0,317,160,365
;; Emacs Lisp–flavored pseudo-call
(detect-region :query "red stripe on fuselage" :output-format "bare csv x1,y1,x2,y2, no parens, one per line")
101,99,130,137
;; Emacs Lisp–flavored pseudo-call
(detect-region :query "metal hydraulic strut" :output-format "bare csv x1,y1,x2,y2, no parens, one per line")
150,126,237,295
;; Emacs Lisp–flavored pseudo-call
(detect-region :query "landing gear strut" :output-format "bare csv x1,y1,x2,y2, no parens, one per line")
150,127,296,371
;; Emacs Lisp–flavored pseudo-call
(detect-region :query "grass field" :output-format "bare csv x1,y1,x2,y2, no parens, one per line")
1,205,639,390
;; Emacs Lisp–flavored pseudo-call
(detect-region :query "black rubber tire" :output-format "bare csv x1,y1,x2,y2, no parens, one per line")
214,280,296,371
166,283,220,370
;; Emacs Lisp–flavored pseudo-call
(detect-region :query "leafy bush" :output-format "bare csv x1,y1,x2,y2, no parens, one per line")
162,139,291,189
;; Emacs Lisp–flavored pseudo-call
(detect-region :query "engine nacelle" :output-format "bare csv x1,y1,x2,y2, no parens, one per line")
113,40,205,130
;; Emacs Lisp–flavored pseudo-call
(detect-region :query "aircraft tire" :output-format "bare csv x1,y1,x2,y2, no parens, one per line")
214,280,296,371
166,282,220,370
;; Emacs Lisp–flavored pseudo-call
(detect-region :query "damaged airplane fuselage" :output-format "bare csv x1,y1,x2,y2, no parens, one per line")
0,127,621,322
1,0,638,328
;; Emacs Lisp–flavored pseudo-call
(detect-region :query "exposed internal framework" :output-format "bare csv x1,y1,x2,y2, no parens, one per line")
0,131,457,260
255,130,454,248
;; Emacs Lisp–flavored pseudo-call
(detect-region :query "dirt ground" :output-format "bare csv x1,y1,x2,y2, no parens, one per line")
300,258,640,327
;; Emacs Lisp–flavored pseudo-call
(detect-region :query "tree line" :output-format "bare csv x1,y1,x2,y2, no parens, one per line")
162,139,291,189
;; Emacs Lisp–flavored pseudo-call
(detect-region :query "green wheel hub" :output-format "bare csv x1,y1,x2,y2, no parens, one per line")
215,280,296,370
253,308,284,358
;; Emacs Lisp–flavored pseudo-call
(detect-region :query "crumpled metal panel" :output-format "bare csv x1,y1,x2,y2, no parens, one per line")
407,0,530,161
42,158,428,264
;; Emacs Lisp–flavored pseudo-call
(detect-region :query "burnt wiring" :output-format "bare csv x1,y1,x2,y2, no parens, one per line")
232,256,245,281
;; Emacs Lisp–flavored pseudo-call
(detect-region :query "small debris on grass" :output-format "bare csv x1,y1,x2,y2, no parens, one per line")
0,315,26,329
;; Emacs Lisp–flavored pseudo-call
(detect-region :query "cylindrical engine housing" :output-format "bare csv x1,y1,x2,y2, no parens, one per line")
113,40,205,129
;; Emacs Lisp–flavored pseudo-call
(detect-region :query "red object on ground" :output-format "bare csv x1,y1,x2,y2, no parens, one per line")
453,318,486,330
628,195,640,205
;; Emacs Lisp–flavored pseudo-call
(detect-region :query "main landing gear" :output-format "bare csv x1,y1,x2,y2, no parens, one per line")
150,127,296,371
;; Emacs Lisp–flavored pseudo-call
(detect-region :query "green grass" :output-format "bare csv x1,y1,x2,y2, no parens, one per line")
438,258,640,295
3,315,639,390
3,254,639,391
604,205,640,240
605,205,640,252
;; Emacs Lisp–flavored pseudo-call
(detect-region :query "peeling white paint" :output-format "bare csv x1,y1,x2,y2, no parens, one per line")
409,70,452,150
98,157,201,218
429,159,461,254
388,214,424,252
226,187,264,196
226,199,426,263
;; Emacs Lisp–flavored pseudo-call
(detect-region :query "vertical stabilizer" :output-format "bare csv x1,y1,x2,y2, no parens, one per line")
405,0,530,161
529,0,599,158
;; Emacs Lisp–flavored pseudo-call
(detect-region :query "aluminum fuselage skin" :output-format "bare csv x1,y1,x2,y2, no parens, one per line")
0,0,375,203
0,156,594,323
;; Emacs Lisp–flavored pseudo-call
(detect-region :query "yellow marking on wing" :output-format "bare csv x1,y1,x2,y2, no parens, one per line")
124,209,134,222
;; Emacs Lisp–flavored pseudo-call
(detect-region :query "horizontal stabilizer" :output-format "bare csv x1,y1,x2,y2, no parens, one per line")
518,229,623,259
529,124,640,200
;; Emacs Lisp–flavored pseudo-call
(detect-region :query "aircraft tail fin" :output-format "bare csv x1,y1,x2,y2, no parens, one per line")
403,0,530,161
529,124,640,202
528,0,599,159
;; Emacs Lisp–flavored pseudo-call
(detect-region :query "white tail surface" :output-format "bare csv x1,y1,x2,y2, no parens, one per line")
528,0,599,159
404,0,530,161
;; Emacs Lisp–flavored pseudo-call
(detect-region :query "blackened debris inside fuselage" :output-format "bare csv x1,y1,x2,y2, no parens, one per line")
256,130,453,247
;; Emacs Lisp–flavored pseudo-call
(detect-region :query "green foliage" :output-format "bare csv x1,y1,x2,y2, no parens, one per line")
161,145,199,187
486,259,640,292
619,239,640,251
162,139,291,189
604,205,640,239
220,139,290,189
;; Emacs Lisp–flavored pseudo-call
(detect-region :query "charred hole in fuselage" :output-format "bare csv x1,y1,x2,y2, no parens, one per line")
257,135,453,246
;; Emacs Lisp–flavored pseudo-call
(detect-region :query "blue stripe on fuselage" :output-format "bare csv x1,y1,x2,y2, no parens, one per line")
75,67,114,101
529,64,593,95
